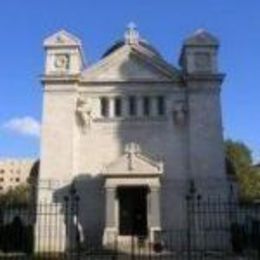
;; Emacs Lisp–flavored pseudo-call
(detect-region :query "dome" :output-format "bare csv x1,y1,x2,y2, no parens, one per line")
102,38,162,58
102,23,161,58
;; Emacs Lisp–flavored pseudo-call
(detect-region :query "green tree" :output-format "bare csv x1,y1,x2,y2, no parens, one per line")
225,139,260,202
238,171,260,202
225,139,252,176
0,184,30,207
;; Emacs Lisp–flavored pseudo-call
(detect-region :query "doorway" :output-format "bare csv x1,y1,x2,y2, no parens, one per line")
117,186,148,236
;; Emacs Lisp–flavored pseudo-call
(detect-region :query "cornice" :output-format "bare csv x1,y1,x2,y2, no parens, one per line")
40,74,80,85
183,73,225,83
78,78,182,85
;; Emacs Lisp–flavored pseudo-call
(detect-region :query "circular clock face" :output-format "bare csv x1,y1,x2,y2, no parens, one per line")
54,54,69,69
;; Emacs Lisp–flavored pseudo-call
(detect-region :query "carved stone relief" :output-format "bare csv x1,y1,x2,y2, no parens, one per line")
54,54,70,70
76,94,93,133
173,101,188,125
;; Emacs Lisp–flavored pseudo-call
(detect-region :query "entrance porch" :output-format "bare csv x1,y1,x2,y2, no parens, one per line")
102,143,163,249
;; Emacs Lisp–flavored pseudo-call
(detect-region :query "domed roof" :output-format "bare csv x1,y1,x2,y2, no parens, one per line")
102,23,162,58
102,38,161,58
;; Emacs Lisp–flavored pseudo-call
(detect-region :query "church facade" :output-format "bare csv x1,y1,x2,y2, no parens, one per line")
37,24,227,251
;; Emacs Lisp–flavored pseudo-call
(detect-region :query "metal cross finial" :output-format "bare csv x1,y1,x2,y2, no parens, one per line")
125,142,141,171
128,22,136,30
124,22,140,45
125,142,140,155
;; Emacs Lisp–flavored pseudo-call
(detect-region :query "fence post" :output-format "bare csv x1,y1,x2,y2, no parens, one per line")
186,180,201,260
74,195,80,260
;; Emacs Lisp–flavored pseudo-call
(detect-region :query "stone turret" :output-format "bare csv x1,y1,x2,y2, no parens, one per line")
179,29,227,193
179,29,219,74
43,30,85,76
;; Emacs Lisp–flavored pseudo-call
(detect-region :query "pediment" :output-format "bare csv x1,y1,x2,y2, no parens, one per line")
44,30,81,47
184,29,219,47
104,143,163,177
81,45,180,82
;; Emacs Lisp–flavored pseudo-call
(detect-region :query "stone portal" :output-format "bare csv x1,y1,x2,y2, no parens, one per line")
102,143,163,247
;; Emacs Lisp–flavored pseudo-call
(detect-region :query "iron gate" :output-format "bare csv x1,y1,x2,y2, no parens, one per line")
0,194,260,259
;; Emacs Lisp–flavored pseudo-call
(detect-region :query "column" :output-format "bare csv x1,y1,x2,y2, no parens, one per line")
103,187,117,247
149,186,161,242
109,97,115,118
105,187,116,227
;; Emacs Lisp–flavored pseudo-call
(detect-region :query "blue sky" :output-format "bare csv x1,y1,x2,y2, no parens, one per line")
0,0,259,162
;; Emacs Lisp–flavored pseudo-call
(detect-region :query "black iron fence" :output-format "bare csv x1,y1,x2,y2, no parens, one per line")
185,194,260,259
0,195,260,259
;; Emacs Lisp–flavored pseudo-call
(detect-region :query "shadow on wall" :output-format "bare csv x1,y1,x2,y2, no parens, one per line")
53,174,105,250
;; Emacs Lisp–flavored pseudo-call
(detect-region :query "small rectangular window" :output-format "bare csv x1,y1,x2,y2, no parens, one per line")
128,96,137,116
143,96,150,116
157,96,165,115
100,97,109,117
114,97,122,117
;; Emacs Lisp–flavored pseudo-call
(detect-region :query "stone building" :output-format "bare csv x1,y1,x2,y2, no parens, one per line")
36,24,228,252
0,159,35,192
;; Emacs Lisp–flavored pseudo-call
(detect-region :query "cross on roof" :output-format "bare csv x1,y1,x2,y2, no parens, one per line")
124,22,140,45
125,142,141,171
125,142,140,155
128,22,136,31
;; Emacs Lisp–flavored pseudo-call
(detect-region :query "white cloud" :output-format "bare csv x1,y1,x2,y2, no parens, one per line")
2,116,41,137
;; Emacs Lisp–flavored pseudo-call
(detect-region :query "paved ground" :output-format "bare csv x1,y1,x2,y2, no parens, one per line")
0,251,259,259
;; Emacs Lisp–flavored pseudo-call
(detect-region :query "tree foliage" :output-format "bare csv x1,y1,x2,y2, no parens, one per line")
238,171,260,202
225,139,260,202
0,184,30,207
225,139,252,175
